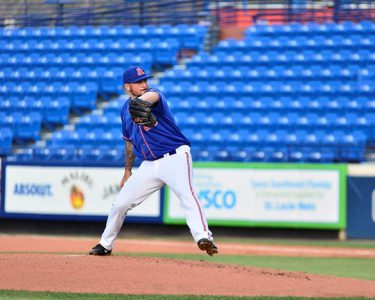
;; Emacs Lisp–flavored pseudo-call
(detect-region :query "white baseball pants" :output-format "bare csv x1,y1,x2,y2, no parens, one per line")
100,145,213,250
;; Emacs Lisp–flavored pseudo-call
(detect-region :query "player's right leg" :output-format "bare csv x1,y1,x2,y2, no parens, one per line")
89,161,163,255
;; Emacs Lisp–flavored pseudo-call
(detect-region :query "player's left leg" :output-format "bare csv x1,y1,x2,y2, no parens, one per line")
157,146,217,256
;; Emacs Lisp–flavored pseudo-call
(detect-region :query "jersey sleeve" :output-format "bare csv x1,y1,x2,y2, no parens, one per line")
121,103,130,140
149,87,168,114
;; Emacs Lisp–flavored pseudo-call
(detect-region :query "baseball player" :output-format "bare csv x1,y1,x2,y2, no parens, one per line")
89,66,218,256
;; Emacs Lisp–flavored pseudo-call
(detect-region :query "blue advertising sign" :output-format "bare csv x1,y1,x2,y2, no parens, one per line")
347,176,375,238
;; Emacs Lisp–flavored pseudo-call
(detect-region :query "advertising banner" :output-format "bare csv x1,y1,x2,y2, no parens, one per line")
347,164,375,238
1,163,161,221
165,163,346,229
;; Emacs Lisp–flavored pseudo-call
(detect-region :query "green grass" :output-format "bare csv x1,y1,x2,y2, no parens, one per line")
120,234,375,249
214,238,375,249
122,252,375,281
0,291,369,300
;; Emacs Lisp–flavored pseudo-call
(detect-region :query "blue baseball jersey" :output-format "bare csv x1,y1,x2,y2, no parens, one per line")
121,88,190,161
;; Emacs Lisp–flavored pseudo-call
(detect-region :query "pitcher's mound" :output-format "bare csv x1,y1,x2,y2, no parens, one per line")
1,253,375,297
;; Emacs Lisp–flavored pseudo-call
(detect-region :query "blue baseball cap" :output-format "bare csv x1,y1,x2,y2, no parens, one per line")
123,66,153,84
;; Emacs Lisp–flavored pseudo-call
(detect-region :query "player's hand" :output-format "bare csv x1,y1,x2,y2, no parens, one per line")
120,170,132,188
129,98,157,128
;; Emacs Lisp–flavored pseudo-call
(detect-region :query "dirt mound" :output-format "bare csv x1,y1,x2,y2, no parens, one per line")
0,235,375,297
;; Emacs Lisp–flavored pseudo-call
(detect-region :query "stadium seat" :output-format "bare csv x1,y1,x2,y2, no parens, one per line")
0,128,13,155
155,38,180,66
14,112,42,142
44,97,70,126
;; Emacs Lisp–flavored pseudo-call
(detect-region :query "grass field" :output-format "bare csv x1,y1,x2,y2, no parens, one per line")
123,252,375,281
0,291,370,300
214,238,375,249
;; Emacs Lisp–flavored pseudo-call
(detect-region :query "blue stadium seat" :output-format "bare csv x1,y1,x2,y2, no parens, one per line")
267,147,287,162
39,146,78,161
248,148,267,162
175,96,198,112
192,147,213,162
180,25,207,51
316,96,338,112
352,114,371,137
99,145,124,163
44,96,70,126
155,38,180,66
0,128,13,155
104,97,125,114
79,128,106,147
77,145,102,162
207,129,230,146
304,148,334,163
288,148,304,162
322,130,343,147
243,130,262,146
229,148,248,162
213,148,232,162
14,112,42,142
192,129,211,147
54,129,81,146
225,130,243,147
32,147,52,160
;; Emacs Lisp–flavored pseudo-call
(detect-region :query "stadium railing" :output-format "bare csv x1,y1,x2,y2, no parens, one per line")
1,1,375,29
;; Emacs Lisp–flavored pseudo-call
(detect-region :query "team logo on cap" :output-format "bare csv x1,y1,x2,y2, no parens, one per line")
136,67,145,76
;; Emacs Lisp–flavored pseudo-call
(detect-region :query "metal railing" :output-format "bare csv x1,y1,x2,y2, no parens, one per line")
252,1,375,24
0,0,375,29
0,0,212,27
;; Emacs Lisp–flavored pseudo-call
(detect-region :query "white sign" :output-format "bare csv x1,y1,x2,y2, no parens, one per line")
168,168,340,224
5,165,160,217
349,163,375,176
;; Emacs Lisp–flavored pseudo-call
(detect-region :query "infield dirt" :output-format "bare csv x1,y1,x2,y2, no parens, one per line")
0,235,374,297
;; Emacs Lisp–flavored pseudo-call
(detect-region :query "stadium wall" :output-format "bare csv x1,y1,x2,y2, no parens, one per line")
0,160,349,232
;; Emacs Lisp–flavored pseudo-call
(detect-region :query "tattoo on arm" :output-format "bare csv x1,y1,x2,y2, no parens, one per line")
125,140,135,170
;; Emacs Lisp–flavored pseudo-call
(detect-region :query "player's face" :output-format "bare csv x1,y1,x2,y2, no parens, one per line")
126,79,149,98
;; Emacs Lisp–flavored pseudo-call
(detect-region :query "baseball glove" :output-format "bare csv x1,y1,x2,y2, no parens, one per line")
129,98,157,128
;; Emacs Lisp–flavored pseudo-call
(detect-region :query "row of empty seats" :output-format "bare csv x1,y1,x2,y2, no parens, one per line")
216,35,375,53
158,81,375,98
163,96,375,114
0,81,98,115
5,80,375,98
0,97,70,127
160,65,374,83
47,128,122,147
191,145,363,163
1,37,178,52
190,50,375,67
0,52,153,69
1,24,207,51
13,142,364,164
245,21,375,36
0,41,179,66
0,66,123,82
174,112,375,129
14,145,126,164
